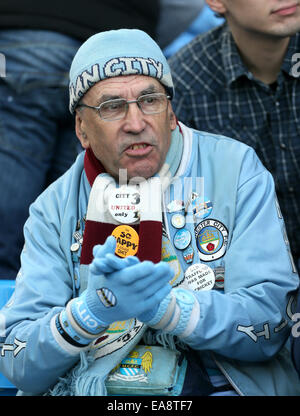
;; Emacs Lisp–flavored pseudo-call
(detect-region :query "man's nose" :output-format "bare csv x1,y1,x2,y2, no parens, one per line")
122,102,146,133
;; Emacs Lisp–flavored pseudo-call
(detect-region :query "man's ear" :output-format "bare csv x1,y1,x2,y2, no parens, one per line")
205,0,227,15
169,107,177,131
75,111,90,149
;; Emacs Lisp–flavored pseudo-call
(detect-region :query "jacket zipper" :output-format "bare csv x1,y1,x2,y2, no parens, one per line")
212,353,244,396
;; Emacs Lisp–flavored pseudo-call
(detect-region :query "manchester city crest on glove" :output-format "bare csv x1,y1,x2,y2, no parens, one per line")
97,287,117,307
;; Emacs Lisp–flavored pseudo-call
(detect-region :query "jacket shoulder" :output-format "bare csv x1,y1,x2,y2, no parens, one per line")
190,128,267,182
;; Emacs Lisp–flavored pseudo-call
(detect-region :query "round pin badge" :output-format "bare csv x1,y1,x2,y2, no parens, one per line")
70,242,80,252
192,197,213,219
195,219,228,262
184,263,215,291
167,200,184,213
108,186,140,224
171,213,185,229
173,228,191,250
111,225,139,258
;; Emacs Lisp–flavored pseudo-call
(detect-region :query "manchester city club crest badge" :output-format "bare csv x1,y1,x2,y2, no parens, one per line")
108,347,153,383
195,219,228,262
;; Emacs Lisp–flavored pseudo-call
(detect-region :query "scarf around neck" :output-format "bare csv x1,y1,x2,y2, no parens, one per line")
80,125,183,266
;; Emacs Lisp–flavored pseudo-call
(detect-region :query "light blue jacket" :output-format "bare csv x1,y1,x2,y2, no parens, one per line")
0,123,299,395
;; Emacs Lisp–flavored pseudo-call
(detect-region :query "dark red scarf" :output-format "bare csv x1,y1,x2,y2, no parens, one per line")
80,148,162,265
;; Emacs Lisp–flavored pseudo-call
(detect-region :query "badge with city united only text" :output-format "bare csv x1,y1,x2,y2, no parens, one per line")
108,186,140,224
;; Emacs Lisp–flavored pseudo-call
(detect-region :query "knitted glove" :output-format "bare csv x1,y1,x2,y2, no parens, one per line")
138,287,200,339
88,248,200,336
59,236,173,346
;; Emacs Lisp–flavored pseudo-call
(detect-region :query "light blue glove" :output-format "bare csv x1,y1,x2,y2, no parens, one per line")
57,235,118,347
138,287,201,339
89,245,200,337
69,236,173,338
92,249,140,274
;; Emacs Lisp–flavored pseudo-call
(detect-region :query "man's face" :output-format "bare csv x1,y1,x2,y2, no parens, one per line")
75,75,176,181
218,0,300,38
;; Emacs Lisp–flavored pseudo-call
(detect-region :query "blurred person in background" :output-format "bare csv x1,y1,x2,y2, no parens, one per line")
159,0,223,57
0,0,160,280
169,0,300,274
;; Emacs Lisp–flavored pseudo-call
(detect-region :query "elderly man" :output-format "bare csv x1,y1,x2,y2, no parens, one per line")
0,29,299,397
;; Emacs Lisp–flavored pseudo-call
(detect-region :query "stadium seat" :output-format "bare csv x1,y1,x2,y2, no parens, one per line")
0,280,17,395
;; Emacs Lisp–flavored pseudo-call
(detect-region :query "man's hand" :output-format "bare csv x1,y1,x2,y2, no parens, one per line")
70,236,174,336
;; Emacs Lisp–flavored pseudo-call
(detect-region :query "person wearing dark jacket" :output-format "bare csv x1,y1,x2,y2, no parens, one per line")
169,0,300,274
0,0,160,279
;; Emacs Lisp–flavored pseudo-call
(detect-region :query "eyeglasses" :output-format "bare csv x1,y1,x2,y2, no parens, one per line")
77,92,171,121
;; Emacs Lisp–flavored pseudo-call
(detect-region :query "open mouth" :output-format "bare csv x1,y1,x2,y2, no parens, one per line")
125,142,153,156
129,144,148,150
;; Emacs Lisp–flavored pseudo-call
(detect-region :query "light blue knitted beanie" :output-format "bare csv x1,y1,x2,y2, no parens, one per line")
69,29,174,113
